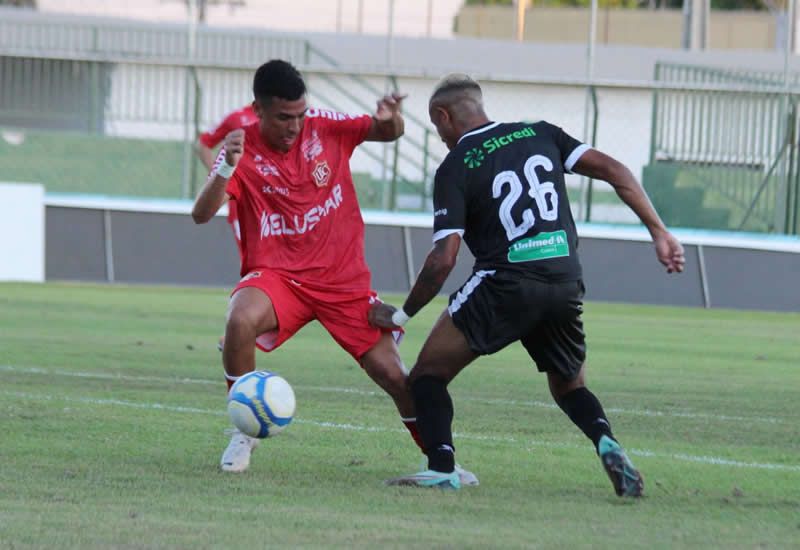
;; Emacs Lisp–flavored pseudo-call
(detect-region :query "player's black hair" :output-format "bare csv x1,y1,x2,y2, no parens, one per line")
252,59,306,104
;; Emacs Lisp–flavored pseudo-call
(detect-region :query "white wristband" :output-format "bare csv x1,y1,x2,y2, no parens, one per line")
391,308,410,327
215,159,236,179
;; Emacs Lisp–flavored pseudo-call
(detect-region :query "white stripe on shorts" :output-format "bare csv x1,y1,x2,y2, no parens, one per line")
447,270,496,316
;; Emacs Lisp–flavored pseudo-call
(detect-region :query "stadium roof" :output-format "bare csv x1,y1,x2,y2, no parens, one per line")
3,6,799,86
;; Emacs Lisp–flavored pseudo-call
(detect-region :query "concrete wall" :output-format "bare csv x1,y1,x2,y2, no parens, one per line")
42,202,800,312
455,6,778,50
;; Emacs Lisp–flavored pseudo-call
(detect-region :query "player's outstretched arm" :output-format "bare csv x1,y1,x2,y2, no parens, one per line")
573,149,686,273
192,129,244,224
369,233,461,329
365,92,407,142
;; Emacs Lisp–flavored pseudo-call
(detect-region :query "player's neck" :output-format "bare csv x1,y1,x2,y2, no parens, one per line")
261,136,292,155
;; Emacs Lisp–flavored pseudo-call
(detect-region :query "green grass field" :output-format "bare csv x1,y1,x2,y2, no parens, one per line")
1,283,798,549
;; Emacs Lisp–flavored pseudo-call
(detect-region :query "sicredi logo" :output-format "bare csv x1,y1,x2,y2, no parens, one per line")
463,126,536,169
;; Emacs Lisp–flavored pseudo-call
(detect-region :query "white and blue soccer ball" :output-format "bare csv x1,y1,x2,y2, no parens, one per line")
227,371,296,438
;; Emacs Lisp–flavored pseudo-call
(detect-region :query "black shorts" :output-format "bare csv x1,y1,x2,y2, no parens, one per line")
448,270,586,380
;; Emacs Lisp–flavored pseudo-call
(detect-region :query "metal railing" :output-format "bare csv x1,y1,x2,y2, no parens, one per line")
651,62,800,234
307,47,442,209
0,9,440,210
0,9,311,66
5,10,800,230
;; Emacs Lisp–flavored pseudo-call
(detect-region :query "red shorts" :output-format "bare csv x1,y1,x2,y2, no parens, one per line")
232,270,400,361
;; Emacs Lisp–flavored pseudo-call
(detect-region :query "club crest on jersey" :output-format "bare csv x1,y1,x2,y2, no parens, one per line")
312,160,331,187
301,130,323,161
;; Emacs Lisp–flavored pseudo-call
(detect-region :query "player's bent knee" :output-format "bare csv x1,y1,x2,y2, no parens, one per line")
226,308,263,337
408,360,448,385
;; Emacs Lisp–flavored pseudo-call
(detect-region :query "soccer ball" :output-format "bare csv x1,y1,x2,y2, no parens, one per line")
227,371,296,438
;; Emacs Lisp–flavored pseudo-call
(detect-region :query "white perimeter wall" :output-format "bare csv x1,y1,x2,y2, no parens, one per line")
0,182,45,282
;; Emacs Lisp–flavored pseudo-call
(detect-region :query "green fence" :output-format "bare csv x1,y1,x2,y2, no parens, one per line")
645,62,800,234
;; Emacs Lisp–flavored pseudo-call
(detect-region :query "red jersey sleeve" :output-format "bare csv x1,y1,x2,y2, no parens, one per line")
199,111,240,148
314,113,372,157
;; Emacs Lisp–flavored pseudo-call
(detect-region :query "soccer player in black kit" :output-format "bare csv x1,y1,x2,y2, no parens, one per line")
369,74,686,496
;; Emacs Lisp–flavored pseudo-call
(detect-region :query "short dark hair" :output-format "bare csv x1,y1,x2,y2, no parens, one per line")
253,59,306,103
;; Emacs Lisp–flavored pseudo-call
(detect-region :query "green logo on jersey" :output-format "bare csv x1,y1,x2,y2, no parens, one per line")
463,126,537,170
464,147,485,168
507,230,569,263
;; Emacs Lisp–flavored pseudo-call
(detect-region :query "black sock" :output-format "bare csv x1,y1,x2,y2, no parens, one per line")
556,387,614,452
411,375,455,473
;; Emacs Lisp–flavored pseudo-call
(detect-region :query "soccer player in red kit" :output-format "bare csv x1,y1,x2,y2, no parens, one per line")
195,105,259,350
191,59,477,483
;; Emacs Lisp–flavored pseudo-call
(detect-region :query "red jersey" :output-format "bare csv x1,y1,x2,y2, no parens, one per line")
224,109,373,292
198,105,258,148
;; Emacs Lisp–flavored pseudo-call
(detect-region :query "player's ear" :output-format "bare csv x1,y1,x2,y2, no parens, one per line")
252,98,269,119
431,105,450,126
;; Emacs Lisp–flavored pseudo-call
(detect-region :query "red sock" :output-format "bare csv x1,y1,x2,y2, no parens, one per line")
402,418,425,452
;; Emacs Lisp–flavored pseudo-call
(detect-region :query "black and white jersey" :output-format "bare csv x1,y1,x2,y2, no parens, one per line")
432,121,589,282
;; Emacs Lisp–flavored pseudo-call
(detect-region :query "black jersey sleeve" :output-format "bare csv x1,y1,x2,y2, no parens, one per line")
431,157,468,243
541,122,590,174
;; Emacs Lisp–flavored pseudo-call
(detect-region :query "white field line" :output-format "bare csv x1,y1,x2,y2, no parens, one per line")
3,389,799,474
0,364,788,426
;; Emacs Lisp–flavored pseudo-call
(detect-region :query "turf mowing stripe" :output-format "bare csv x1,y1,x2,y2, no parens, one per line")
3,389,799,474
0,364,788,425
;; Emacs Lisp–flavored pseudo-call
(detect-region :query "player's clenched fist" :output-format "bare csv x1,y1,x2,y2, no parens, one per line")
224,128,245,167
374,92,407,121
